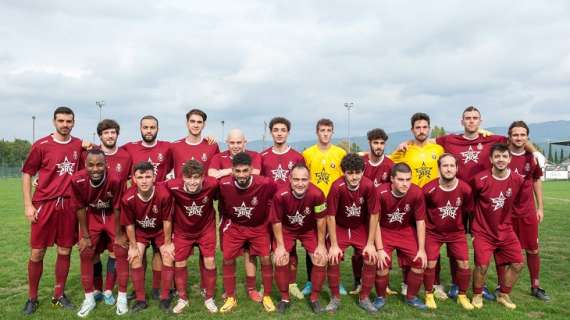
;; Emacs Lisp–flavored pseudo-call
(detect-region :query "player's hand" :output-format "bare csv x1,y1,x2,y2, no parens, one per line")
115,233,128,248
128,246,140,263
477,128,493,137
25,205,38,223
533,151,546,168
313,244,328,265
363,244,378,264
205,135,217,145
78,237,92,253
397,141,410,152
82,140,93,150
328,245,343,265
376,249,390,270
413,249,427,269
536,208,544,224
33,177,39,187
274,245,289,266
161,243,175,261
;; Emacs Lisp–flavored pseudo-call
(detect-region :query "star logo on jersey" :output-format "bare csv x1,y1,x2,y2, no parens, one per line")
514,168,526,178
438,200,458,219
287,210,306,226
461,146,480,164
115,163,122,173
233,202,254,219
147,157,160,176
56,156,75,176
388,208,406,224
315,168,330,185
137,215,157,228
491,192,506,211
184,201,204,217
90,199,111,210
345,203,361,218
287,161,294,169
415,162,432,180
271,164,289,182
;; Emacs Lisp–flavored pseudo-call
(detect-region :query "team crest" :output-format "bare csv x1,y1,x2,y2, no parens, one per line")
373,178,380,187
202,196,208,204
152,205,159,214
107,191,114,198
288,161,294,169
73,150,79,160
330,163,336,169
304,207,311,215
359,197,364,204
201,153,207,162
432,153,437,160
524,162,531,172
251,196,259,206
382,172,388,181
477,143,483,150
455,197,462,207
505,188,512,198
157,153,164,162
404,204,411,212
116,163,122,172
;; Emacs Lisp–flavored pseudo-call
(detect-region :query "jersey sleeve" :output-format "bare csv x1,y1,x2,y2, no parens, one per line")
21,144,42,176
209,154,222,170
112,180,124,210
413,190,426,221
388,149,405,164
366,184,380,215
326,184,340,217
252,153,262,171
462,183,475,215
531,158,543,180
163,195,174,222
269,195,284,224
120,198,134,226
313,189,327,219
435,135,446,147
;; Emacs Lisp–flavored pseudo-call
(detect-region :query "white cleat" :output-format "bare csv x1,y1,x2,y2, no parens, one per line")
115,293,128,316
400,283,408,296
204,297,218,313
77,295,96,318
172,299,190,314
433,285,449,300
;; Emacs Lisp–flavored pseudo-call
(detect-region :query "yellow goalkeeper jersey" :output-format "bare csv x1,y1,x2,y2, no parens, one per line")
388,142,444,187
302,144,346,196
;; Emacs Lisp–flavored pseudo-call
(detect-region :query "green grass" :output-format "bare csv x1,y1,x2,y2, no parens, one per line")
1,178,569,319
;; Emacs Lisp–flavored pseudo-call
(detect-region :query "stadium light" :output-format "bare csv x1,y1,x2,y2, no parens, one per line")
96,100,105,122
32,115,36,142
344,102,354,152
221,120,225,140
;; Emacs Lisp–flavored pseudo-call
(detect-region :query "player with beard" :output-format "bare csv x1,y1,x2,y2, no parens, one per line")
22,107,83,315
471,144,524,309
165,160,220,313
260,117,305,300
422,154,474,310
218,152,277,313
326,154,380,314
507,121,549,301
270,164,328,313
122,115,173,300
71,149,125,317
121,161,174,313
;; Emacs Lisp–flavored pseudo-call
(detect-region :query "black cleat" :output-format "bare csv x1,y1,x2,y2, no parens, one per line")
22,299,39,315
131,300,148,313
531,287,551,302
277,300,290,314
127,290,136,301
169,288,178,299
151,288,161,300
309,300,323,314
51,294,75,310
159,298,172,313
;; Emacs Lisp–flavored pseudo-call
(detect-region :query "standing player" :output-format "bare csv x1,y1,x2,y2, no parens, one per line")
21,107,83,315
507,121,549,301
326,154,380,313
71,149,124,317
261,117,305,300
422,154,474,310
217,152,277,313
165,160,220,313
270,164,328,313
471,144,524,310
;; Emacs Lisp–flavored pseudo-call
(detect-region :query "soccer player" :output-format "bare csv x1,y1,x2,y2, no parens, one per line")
471,143,524,310
270,164,328,313
71,149,125,317
375,163,428,311
121,161,174,313
507,121,549,301
363,128,393,188
422,154,474,310
326,154,380,313
261,117,305,299
165,160,220,313
218,152,277,313
21,106,83,315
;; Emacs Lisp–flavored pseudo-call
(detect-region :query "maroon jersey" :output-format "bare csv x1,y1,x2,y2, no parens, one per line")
122,140,173,182
22,134,83,201
170,138,220,178
270,183,327,233
166,176,219,235
471,170,523,241
209,150,262,172
70,170,123,216
218,175,277,227
326,176,380,229
363,154,394,187
377,183,426,230
260,146,305,187
105,148,132,183
436,134,507,182
120,184,173,237
509,150,542,218
423,179,474,234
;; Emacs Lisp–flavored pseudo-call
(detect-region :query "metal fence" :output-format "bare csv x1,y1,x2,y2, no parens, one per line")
0,165,21,178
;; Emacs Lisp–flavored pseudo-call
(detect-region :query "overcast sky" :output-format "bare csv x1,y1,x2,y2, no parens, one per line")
2,1,569,145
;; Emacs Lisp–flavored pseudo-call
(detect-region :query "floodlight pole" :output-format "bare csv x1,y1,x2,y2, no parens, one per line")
32,116,36,142
344,102,354,152
221,120,225,140
96,100,105,122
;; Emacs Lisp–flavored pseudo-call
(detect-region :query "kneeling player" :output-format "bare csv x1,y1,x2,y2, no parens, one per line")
422,154,474,310
271,164,328,313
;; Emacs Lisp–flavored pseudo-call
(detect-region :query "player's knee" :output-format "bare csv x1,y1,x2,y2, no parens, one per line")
30,248,47,261
377,269,389,277
411,267,424,274
476,265,488,274
427,260,438,269
131,257,143,268
175,261,187,268
79,248,94,260
511,262,524,272
526,249,539,255
223,259,235,266
260,256,271,265
114,245,128,259
203,257,215,269
57,246,71,255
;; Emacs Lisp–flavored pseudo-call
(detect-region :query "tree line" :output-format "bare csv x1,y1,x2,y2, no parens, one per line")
0,139,31,166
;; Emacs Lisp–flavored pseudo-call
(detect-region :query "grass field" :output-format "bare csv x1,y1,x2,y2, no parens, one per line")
1,178,569,319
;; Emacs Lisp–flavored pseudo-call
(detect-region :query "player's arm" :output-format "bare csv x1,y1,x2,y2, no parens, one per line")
364,213,379,264
125,224,139,263
326,215,342,264
374,223,390,269
162,219,175,260
22,173,37,223
533,178,544,223
114,208,127,247
271,222,288,265
413,219,427,269
76,207,91,252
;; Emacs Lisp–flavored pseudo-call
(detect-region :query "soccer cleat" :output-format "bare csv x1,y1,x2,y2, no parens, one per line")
447,283,459,299
220,297,237,313
482,286,496,301
103,291,116,305
301,281,313,296
373,297,386,310
471,294,483,309
358,298,378,313
22,299,39,316
52,294,75,309
127,290,136,301
262,296,276,312
115,294,128,315
433,284,448,300
325,297,341,313
309,300,323,313
159,299,172,313
172,299,189,314
339,282,348,295
276,300,290,313
93,290,103,302
400,282,408,296
349,284,362,295
151,288,160,300
531,287,551,302
406,296,427,310
204,297,218,313
130,300,148,313
497,294,516,310
457,294,474,310
289,283,304,300
425,293,437,309
386,286,398,296
77,296,97,318
248,289,263,303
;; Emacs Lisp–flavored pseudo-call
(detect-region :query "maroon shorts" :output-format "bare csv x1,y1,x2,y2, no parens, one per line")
136,230,165,248
426,231,469,261
222,222,271,260
275,228,318,254
335,224,369,252
381,227,423,269
472,231,523,266
30,197,77,249
174,224,217,262
80,212,116,254
512,214,539,251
